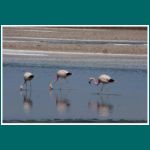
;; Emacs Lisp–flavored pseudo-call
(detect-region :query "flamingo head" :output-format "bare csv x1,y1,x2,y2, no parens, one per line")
88,77,98,85
49,82,53,90
20,85,24,91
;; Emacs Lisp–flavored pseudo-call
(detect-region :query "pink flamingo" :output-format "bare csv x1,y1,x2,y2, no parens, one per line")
89,74,115,91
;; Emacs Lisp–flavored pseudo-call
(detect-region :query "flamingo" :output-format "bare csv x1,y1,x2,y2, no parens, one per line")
20,72,34,90
88,74,115,91
49,69,72,90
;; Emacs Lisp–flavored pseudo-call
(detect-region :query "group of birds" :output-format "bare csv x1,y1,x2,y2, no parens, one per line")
20,69,115,92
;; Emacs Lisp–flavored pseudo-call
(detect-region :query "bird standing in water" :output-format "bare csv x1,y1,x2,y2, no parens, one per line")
20,72,34,90
89,74,115,92
49,69,72,90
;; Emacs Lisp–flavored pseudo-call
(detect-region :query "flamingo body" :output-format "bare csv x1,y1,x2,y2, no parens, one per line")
57,70,72,79
24,72,34,81
98,74,114,84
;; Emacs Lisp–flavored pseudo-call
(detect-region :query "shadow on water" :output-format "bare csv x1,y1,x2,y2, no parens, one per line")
92,92,121,96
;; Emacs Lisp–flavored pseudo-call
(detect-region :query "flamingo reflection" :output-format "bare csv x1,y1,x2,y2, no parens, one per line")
49,90,71,114
20,90,33,113
88,95,113,117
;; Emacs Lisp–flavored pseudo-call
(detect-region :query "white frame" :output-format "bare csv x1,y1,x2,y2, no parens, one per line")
1,25,149,125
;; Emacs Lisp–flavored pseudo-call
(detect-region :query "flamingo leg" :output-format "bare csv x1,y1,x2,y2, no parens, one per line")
60,79,62,91
26,81,27,90
30,81,32,90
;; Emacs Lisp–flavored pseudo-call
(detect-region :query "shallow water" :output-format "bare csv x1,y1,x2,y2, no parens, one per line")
3,53,147,123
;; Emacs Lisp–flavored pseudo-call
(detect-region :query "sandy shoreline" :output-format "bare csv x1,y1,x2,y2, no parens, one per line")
3,27,148,55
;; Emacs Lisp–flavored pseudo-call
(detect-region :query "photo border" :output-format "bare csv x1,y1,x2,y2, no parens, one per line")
1,25,149,125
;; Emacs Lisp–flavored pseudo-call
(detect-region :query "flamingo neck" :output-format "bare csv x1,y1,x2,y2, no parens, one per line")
94,79,99,85
91,78,99,85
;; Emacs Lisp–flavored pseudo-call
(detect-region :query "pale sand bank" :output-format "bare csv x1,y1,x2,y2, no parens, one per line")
3,27,148,55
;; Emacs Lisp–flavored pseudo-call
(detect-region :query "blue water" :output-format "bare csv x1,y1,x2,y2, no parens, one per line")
3,61,147,123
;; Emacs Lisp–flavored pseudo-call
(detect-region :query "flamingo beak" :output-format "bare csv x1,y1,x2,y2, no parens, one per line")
49,82,53,90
